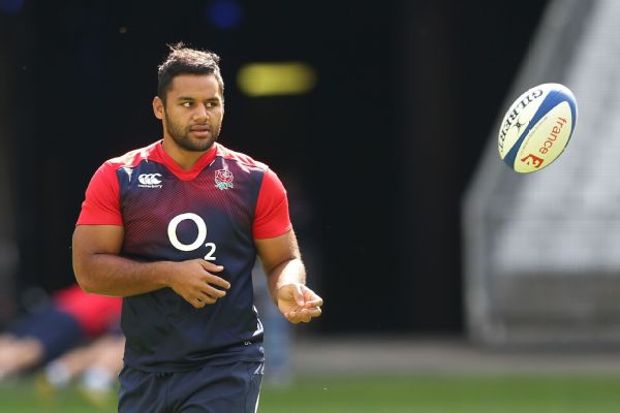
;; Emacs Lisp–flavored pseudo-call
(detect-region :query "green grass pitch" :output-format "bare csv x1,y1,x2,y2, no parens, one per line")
2,374,620,412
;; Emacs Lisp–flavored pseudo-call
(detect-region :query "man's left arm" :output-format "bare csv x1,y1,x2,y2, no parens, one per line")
255,230,323,324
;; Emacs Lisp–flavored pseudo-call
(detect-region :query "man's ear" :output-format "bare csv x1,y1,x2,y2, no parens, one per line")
153,96,164,120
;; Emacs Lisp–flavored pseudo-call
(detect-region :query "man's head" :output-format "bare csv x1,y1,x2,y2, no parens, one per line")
157,43,224,104
153,43,225,155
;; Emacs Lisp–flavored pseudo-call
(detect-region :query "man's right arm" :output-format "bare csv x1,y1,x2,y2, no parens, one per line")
73,224,175,296
72,224,230,307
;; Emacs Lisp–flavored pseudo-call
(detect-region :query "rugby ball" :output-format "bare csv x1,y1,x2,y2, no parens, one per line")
498,83,577,173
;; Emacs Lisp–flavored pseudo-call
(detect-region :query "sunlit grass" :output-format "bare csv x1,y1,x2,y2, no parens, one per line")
2,374,620,413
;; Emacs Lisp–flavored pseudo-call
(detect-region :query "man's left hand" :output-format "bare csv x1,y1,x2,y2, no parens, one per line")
276,283,323,324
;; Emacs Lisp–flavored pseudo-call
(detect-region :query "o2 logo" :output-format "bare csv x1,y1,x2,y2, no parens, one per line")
167,213,217,260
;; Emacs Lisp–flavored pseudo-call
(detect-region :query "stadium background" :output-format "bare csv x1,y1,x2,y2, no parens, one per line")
0,0,548,335
6,1,620,412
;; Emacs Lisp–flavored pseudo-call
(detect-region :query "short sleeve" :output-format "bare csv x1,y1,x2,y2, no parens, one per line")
252,168,292,239
76,162,123,225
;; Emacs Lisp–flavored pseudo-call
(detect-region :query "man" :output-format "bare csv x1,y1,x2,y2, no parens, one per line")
72,43,323,413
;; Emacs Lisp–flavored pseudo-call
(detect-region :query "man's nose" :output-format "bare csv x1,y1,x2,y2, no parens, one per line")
193,104,209,120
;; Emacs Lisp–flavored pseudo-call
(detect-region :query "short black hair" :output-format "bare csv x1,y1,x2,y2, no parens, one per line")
157,42,224,102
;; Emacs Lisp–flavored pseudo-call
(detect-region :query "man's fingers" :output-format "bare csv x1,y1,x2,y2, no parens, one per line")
205,273,231,290
202,285,227,299
188,291,221,308
192,297,217,308
288,314,312,324
299,286,323,307
199,285,227,302
301,307,321,319
197,260,230,287
307,307,322,317
284,312,303,324
304,296,323,308
190,296,206,309
285,307,322,323
200,260,225,273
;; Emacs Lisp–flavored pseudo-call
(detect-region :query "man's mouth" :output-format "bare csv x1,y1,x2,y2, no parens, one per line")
190,125,211,137
190,125,210,132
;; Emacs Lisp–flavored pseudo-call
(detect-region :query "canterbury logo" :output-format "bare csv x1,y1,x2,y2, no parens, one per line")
138,173,163,188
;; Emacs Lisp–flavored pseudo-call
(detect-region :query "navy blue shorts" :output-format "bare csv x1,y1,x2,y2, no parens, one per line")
118,360,264,413
7,307,84,363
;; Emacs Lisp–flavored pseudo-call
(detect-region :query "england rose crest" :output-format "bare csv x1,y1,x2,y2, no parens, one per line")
214,169,234,190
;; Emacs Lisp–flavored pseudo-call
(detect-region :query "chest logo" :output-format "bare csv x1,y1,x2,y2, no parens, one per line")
138,173,163,188
214,169,234,190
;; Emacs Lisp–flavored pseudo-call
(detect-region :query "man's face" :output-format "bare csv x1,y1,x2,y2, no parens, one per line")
155,74,224,152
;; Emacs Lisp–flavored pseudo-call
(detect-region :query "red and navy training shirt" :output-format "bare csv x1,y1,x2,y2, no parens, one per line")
77,140,291,372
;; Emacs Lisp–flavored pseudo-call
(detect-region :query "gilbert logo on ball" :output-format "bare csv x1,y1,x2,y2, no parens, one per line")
498,83,577,173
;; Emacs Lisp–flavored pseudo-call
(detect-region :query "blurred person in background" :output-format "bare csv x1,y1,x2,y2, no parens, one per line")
72,43,323,413
0,284,121,380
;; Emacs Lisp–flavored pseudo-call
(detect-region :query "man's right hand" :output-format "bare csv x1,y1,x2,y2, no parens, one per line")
167,259,231,308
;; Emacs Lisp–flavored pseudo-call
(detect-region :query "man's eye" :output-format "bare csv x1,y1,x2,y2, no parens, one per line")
182,102,192,108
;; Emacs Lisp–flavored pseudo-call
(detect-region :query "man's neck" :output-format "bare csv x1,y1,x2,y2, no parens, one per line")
161,139,211,171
